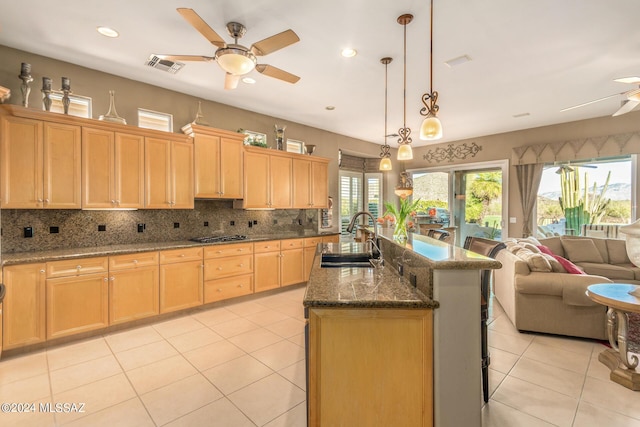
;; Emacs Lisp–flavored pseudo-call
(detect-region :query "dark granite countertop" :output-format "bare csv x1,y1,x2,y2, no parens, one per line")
1,230,339,266
303,242,436,310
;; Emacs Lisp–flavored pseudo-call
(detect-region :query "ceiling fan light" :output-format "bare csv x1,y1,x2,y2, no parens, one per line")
379,157,393,171
216,47,257,75
420,115,443,140
397,144,413,161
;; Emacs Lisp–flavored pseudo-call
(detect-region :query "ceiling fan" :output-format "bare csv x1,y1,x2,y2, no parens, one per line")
155,8,300,90
561,77,640,116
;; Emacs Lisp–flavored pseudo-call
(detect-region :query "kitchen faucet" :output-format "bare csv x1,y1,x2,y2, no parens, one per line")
345,211,377,240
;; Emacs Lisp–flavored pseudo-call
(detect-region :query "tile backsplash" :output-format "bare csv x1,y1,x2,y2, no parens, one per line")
1,200,318,253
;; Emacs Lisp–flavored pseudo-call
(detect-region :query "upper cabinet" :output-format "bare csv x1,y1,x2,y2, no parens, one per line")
183,124,244,199
244,148,292,209
1,114,81,208
82,128,144,209
145,137,194,209
292,158,329,209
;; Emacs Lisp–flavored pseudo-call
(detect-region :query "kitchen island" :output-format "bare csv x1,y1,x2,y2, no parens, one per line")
304,229,501,427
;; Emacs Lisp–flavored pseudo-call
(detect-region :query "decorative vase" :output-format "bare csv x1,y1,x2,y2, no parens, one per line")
18,62,33,108
99,90,127,124
274,125,286,151
394,221,408,243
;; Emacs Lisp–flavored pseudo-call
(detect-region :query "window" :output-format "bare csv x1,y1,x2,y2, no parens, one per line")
287,139,304,154
138,109,173,132
340,171,363,235
536,156,635,237
365,173,383,224
48,92,92,118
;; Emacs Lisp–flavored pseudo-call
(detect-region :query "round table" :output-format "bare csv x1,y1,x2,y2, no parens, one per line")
587,283,640,390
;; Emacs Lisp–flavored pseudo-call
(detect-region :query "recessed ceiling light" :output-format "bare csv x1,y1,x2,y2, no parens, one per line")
325,106,335,111
242,77,256,84
445,55,471,68
513,112,530,118
341,48,357,58
97,26,119,38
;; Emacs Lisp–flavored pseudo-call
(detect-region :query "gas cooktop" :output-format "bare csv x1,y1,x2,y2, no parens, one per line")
190,235,248,244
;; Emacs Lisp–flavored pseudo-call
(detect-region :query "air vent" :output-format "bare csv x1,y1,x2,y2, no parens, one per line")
145,55,185,74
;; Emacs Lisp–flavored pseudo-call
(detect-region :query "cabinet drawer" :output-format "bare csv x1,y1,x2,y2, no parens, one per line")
281,238,304,250
254,240,281,253
204,242,254,259
109,251,159,271
322,234,340,244
205,254,252,280
46,257,108,278
204,274,253,304
160,247,203,264
303,237,323,248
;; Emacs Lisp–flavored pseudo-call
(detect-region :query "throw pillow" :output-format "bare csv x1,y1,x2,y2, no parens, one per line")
515,248,553,272
541,253,566,273
552,255,585,274
520,242,541,253
519,236,542,246
561,239,605,263
537,245,554,256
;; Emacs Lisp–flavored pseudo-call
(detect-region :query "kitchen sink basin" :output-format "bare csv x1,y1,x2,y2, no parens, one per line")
320,252,374,268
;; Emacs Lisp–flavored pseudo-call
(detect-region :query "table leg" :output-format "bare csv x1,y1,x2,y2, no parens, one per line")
607,307,639,370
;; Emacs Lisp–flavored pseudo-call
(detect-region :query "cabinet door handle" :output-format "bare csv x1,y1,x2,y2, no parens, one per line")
37,198,43,203
180,254,185,257
111,200,116,204
216,250,223,253
110,277,115,281
238,264,244,267
133,259,138,264
76,265,82,270
217,288,222,292
103,277,108,282
238,284,243,288
217,267,223,270
40,269,45,274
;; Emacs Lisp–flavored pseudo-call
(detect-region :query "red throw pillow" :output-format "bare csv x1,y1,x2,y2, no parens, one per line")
553,255,585,274
537,245,554,255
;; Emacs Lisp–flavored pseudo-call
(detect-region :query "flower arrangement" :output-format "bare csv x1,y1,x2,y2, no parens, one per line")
380,197,420,242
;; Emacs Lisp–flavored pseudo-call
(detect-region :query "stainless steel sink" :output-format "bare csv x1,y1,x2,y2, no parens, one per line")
320,253,373,268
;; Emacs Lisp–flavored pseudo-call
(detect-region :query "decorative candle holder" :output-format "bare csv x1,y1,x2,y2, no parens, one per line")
18,62,33,108
61,77,71,115
98,90,127,124
274,125,286,151
42,77,52,112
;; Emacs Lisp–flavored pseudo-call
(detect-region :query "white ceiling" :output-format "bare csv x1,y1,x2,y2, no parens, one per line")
2,0,640,148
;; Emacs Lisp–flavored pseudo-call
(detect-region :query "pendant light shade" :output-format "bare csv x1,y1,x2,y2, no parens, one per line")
420,115,443,140
379,157,393,170
419,0,443,141
379,57,393,171
397,143,413,161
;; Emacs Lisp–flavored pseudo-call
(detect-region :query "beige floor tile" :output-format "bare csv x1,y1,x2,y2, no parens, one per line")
287,333,305,348
492,376,579,426
0,351,48,385
489,346,520,375
573,401,640,427
266,318,306,338
46,338,111,371
244,309,291,326
164,397,254,427
278,360,306,391
254,293,296,308
487,314,522,336
114,339,179,371
140,374,223,426
532,334,598,356
203,354,273,395
271,302,305,319
0,402,56,427
53,373,136,425
488,369,506,399
183,340,246,371
0,373,50,403
481,400,556,427
228,374,305,426
510,357,585,398
587,351,613,381
152,316,205,339
105,326,164,353
225,300,269,317
191,307,240,327
167,327,224,353
64,397,154,427
251,340,305,371
263,401,307,427
581,376,640,420
50,354,122,394
487,329,534,356
210,318,260,338
523,341,591,375
126,355,197,395
228,328,283,353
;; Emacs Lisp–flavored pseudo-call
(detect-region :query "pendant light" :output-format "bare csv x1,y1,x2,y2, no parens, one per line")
419,0,443,140
379,57,393,171
397,14,414,161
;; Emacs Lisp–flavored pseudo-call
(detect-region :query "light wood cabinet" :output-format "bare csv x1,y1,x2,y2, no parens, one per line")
82,127,144,209
183,123,244,199
254,239,305,291
243,148,292,209
2,263,46,350
270,155,292,208
108,252,159,325
159,247,203,313
46,257,109,340
322,234,340,244
281,239,304,287
307,308,433,427
145,137,194,209
204,242,254,303
292,158,329,209
1,116,81,209
303,237,323,281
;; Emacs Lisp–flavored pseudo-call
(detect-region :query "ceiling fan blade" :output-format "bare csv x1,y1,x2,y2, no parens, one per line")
250,30,300,56
155,55,214,62
614,76,640,84
224,73,240,90
612,99,640,116
560,92,624,112
255,64,300,83
177,8,226,48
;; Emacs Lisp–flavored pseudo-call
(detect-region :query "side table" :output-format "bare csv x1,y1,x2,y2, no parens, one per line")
587,283,640,390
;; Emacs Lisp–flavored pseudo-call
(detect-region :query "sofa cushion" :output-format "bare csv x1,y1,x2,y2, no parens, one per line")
561,236,609,263
539,236,564,257
561,238,605,263
514,249,553,272
514,272,610,306
541,253,566,273
574,262,635,281
607,239,631,265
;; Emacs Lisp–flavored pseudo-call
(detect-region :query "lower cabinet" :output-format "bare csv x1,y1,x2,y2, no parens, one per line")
204,242,253,303
281,239,304,287
109,252,159,325
303,237,323,281
255,239,305,291
159,247,203,313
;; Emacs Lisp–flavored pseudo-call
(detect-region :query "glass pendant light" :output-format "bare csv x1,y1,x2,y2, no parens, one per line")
419,0,443,141
396,14,414,161
379,57,393,171
397,143,413,161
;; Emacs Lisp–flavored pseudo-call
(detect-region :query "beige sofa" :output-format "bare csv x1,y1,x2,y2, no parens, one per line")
494,235,640,340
